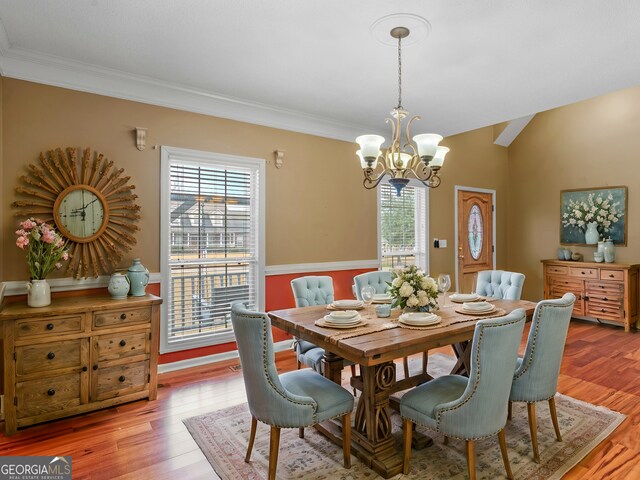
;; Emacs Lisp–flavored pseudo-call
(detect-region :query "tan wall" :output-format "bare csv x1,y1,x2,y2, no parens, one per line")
429,126,509,289
1,79,376,281
507,85,640,301
1,78,508,286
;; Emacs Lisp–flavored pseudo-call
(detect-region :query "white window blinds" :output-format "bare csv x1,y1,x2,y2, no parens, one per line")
160,147,264,352
379,184,428,272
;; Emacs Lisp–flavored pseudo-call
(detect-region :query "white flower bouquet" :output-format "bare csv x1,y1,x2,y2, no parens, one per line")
388,265,438,311
561,192,623,237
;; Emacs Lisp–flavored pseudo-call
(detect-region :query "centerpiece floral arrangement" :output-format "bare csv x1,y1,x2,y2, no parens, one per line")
561,192,623,237
15,218,69,279
388,265,439,312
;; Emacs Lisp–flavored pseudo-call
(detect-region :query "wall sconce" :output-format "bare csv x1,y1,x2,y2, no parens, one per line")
274,150,284,169
135,127,147,151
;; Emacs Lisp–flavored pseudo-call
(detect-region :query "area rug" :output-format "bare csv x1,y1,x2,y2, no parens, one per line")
183,354,625,479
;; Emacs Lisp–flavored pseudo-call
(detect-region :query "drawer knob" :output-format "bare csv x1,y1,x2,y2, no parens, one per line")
603,297,608,301
47,388,55,396
82,366,88,372
47,352,56,360
93,364,99,371
581,271,585,274
46,323,54,330
119,375,126,382
119,340,127,347
609,274,615,278
601,308,606,312
120,313,127,320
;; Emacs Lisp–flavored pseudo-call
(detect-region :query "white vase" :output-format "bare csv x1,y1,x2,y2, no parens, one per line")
108,273,130,299
26,279,51,307
584,222,599,245
603,240,615,263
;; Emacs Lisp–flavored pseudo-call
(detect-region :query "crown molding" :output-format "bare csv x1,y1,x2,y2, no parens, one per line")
0,20,367,142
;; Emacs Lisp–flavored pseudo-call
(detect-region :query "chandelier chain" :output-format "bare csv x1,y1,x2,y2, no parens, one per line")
397,34,402,109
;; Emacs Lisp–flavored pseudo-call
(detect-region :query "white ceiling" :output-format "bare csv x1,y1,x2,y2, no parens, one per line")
0,0,639,141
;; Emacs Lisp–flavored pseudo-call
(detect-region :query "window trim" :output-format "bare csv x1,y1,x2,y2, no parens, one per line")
377,180,430,275
160,146,265,353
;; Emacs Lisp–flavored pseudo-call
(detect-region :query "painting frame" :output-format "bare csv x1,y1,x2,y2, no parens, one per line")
560,186,628,246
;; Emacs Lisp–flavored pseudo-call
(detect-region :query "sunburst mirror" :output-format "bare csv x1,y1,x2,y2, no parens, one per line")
12,147,141,278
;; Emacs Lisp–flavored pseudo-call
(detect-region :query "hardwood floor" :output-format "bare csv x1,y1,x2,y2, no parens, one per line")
1,319,639,479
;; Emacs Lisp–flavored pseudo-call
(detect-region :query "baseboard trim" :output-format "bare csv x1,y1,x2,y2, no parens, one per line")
157,339,293,374
265,260,378,276
2,273,162,296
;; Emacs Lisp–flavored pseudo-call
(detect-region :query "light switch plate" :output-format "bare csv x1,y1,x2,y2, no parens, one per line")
439,239,447,248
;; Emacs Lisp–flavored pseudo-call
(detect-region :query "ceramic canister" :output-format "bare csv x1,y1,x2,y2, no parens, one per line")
127,258,149,296
108,273,130,300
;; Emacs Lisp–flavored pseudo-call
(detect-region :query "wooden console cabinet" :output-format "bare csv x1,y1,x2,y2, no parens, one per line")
542,260,639,332
0,294,162,435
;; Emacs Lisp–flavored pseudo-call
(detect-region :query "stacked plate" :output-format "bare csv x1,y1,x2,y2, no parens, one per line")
450,292,481,303
372,293,392,303
399,312,441,326
331,299,364,309
459,301,496,315
322,310,363,328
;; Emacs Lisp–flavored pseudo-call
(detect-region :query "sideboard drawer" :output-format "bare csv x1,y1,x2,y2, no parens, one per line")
93,330,150,362
569,267,598,279
16,339,83,376
600,269,624,282
15,315,84,339
16,373,81,418
586,281,624,297
547,265,569,275
93,307,151,329
549,278,583,291
586,300,624,322
92,361,149,401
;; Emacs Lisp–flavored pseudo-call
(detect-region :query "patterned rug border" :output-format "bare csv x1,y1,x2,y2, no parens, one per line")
183,355,627,480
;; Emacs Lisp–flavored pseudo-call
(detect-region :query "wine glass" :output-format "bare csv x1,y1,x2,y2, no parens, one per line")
361,285,375,307
438,273,452,307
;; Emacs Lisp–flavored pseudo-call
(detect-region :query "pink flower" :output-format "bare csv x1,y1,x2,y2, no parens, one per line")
41,229,56,244
55,238,65,248
62,252,69,261
55,262,62,269
20,219,36,230
16,236,29,249
15,229,27,236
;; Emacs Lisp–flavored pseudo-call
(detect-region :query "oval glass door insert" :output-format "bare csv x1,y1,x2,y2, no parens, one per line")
468,204,483,260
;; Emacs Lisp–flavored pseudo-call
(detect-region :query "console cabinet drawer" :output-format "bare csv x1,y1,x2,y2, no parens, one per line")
16,373,81,418
92,361,149,401
15,315,84,339
16,339,84,376
569,267,598,279
547,265,568,275
600,269,624,281
93,330,150,362
93,307,151,329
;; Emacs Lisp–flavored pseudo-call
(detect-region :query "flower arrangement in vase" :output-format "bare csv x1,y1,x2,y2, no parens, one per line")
388,265,439,312
561,192,623,243
15,218,70,307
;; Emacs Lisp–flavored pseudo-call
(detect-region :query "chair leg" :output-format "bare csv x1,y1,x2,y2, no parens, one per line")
402,418,413,475
268,425,281,480
549,396,563,442
498,428,514,480
403,357,410,379
422,351,428,374
466,440,476,480
527,402,541,463
298,427,304,438
342,413,352,469
508,400,512,420
443,435,449,445
350,364,357,396
245,416,258,463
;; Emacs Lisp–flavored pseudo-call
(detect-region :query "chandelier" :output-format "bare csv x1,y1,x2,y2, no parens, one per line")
356,26,449,196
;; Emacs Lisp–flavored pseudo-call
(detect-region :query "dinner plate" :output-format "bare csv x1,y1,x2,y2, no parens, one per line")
333,300,364,308
458,304,497,315
462,301,492,311
450,293,481,303
316,317,367,329
399,312,441,326
324,313,361,324
399,315,441,326
328,310,359,320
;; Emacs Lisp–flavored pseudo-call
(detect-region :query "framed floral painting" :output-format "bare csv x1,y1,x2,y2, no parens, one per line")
560,186,627,245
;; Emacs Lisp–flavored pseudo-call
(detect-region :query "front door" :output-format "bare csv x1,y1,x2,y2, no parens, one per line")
457,189,494,293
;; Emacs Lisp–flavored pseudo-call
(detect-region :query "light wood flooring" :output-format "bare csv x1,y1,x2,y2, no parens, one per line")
1,319,639,479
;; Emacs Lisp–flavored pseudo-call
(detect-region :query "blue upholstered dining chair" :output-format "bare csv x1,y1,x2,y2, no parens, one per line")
509,293,576,463
475,270,525,300
400,309,526,480
231,302,353,480
353,270,392,297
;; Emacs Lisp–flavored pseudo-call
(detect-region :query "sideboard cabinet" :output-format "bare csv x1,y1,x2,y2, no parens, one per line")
542,260,639,332
0,294,162,435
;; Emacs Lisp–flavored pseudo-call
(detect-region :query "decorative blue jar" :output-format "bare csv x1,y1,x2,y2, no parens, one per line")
127,258,149,296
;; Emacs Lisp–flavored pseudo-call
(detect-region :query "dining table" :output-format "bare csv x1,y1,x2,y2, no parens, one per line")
268,296,537,479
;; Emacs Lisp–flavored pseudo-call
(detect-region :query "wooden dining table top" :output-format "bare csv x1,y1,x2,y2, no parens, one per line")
268,298,537,367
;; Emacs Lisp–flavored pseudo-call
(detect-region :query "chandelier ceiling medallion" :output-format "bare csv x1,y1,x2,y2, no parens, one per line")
356,23,449,196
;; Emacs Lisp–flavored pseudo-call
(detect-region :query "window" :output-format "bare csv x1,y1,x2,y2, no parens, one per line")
160,147,265,353
378,183,429,272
